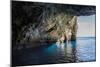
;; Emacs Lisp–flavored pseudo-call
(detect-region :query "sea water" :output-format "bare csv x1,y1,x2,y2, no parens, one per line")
12,37,96,66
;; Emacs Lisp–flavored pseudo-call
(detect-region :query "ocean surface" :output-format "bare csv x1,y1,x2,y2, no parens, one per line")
12,37,96,66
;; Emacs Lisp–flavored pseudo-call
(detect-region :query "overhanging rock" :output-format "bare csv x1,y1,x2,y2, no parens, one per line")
12,1,96,44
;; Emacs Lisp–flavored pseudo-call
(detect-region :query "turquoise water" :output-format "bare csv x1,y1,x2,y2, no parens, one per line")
12,37,96,66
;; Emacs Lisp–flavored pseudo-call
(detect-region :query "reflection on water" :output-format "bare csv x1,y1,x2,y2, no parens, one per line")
12,37,96,66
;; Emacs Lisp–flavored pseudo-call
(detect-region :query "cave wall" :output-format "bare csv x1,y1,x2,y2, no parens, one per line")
12,1,95,46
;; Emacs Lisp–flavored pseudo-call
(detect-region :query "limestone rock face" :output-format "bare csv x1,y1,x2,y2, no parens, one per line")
19,13,77,44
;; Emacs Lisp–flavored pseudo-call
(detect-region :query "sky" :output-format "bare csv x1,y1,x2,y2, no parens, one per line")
77,15,95,37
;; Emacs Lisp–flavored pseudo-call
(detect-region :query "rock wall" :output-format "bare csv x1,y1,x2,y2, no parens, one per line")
12,1,95,47
19,13,78,44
